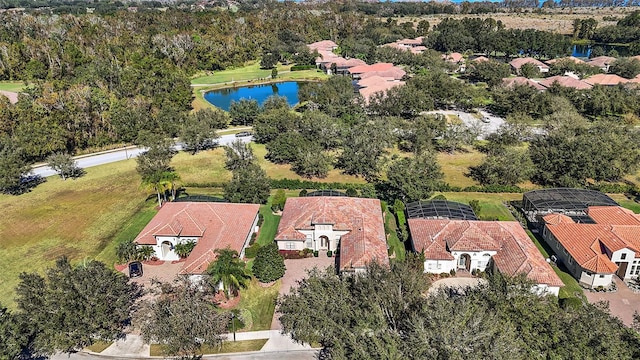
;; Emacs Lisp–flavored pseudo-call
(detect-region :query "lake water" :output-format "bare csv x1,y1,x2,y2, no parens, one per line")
204,81,301,111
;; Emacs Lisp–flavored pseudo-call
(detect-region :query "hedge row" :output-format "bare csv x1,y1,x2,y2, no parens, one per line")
183,178,638,195
290,64,316,71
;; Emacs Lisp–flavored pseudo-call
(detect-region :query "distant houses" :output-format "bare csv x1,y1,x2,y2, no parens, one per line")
509,57,550,74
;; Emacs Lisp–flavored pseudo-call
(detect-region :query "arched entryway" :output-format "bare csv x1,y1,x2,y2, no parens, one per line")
319,236,329,250
458,254,471,271
161,241,173,258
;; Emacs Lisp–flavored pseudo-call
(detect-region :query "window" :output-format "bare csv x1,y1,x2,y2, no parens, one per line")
437,263,442,270
286,242,295,250
599,275,605,278
621,253,627,260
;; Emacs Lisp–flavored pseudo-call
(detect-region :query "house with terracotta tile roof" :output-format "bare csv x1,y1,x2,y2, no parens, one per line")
541,206,640,289
509,57,550,74
584,73,629,86
587,56,617,72
501,76,546,91
545,56,586,66
134,202,260,276
538,75,593,90
274,196,389,273
409,218,563,296
308,40,338,53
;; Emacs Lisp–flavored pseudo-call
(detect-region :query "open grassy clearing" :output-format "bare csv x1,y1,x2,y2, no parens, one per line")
437,150,484,188
0,159,147,307
150,339,267,356
0,80,26,92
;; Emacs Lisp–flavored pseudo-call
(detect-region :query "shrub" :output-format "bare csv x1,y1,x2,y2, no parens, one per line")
560,297,584,310
302,248,314,256
174,241,197,258
280,250,308,259
271,189,286,212
249,232,257,245
327,250,333,257
244,243,261,259
449,269,456,276
257,214,264,227
313,250,319,257
431,194,447,200
253,243,286,283
345,187,358,197
137,245,155,261
116,240,138,263
299,189,308,197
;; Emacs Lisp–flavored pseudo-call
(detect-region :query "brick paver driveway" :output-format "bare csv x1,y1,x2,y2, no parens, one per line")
584,277,640,326
271,255,335,329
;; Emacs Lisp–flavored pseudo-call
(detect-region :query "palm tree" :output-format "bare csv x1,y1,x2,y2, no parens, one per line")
140,171,166,208
160,171,181,201
207,248,250,299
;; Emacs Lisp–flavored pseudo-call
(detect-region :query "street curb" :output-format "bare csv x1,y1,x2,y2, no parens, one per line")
76,348,318,359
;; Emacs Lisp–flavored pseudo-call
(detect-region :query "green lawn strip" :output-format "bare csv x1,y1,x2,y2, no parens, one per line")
150,339,267,356
607,194,640,213
257,202,281,246
385,209,405,262
439,192,519,221
527,230,585,300
0,80,27,92
95,202,158,266
85,341,112,353
235,279,280,331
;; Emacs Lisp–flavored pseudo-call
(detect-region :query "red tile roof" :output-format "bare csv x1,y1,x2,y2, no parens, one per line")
587,56,616,68
443,52,464,63
502,77,546,91
545,56,586,65
472,56,489,63
538,75,593,90
134,202,259,275
308,40,338,52
348,62,395,74
275,197,389,270
584,74,629,86
587,206,640,226
542,213,575,225
509,57,549,70
358,81,404,103
409,219,562,287
359,67,406,80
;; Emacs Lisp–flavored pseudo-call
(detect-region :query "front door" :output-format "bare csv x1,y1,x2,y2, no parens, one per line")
319,236,329,250
616,262,629,279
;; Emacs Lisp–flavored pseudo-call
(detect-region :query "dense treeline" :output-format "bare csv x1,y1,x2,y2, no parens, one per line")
279,261,640,360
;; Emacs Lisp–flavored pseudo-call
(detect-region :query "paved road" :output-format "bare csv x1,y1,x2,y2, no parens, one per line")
31,133,252,178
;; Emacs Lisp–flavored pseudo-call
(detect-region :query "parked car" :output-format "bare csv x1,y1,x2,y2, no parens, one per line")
129,261,143,278
235,131,253,137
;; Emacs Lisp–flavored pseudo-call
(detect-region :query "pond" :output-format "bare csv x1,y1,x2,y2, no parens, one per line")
204,81,301,111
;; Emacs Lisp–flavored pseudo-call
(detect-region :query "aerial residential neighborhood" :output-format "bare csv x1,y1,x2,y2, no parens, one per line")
2,1,640,359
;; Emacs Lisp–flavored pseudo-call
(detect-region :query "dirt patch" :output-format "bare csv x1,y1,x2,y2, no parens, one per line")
216,292,241,309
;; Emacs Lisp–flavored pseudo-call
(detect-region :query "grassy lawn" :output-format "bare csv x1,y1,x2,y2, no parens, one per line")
0,159,147,308
235,278,280,331
438,192,519,221
85,341,112,353
174,143,366,185
526,230,585,300
437,149,484,188
257,202,281,246
0,81,26,92
385,209,406,262
150,339,267,356
607,194,640,213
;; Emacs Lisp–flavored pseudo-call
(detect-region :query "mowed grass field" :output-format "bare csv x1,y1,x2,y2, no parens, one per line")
0,159,147,307
0,81,26,92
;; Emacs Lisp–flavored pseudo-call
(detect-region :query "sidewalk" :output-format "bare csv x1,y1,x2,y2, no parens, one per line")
95,330,311,358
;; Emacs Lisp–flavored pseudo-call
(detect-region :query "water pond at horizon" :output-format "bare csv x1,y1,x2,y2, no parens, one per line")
203,81,301,111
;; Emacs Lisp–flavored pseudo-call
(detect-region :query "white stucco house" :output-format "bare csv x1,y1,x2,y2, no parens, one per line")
542,206,640,289
274,196,389,273
134,202,260,277
409,218,563,296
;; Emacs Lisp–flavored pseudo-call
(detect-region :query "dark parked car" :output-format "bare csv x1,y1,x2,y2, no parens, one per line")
235,131,253,137
129,261,143,278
